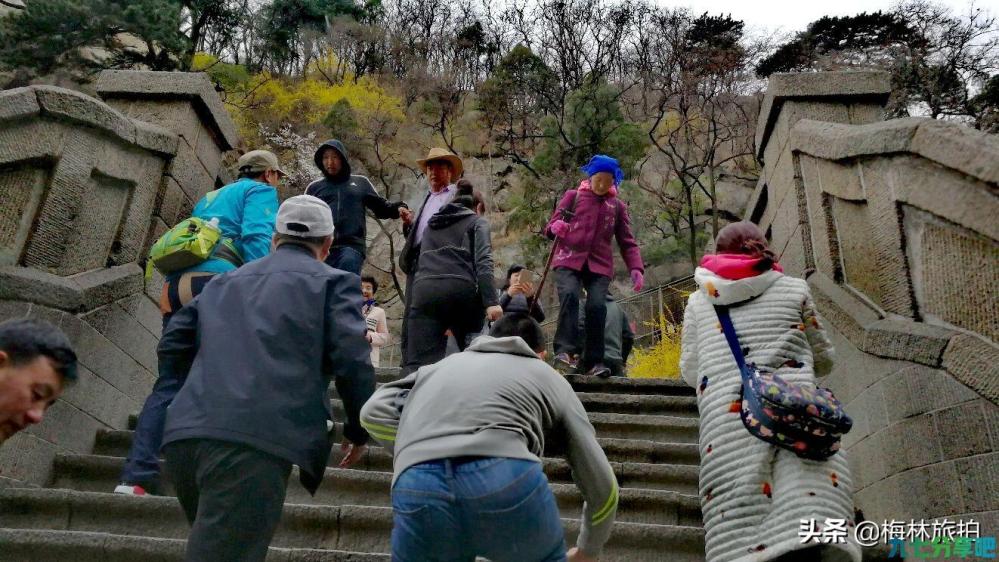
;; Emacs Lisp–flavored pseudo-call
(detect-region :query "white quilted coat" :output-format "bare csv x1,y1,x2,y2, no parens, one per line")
680,267,861,562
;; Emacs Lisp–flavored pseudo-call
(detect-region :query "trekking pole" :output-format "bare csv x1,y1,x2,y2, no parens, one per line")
530,193,577,313
530,238,559,313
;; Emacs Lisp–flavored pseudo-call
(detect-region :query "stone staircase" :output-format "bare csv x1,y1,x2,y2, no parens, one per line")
0,368,710,561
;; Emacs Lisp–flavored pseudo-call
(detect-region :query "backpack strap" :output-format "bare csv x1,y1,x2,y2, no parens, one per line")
714,305,752,386
559,190,580,222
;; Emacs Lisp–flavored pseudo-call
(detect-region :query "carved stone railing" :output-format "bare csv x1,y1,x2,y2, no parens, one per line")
0,72,239,487
748,71,998,532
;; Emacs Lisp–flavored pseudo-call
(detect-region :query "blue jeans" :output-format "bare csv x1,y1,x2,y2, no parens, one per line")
326,246,365,275
120,274,213,489
119,314,183,489
391,457,566,562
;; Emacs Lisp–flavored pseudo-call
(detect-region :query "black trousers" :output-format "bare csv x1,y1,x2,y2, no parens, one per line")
164,439,292,562
402,278,485,374
553,266,610,370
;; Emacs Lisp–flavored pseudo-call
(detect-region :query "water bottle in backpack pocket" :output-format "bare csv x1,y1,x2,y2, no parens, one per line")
146,217,242,277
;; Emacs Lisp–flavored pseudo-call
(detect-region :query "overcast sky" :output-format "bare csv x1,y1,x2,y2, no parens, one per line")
662,0,997,37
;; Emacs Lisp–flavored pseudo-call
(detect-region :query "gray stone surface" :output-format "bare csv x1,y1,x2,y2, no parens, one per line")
96,70,239,151
955,452,999,514
0,86,41,121
862,319,955,366
33,86,138,148
753,68,999,540
24,400,103,456
935,400,994,460
756,70,891,160
82,302,159,372
942,334,999,404
0,264,143,314
0,432,58,486
882,365,980,422
167,137,215,201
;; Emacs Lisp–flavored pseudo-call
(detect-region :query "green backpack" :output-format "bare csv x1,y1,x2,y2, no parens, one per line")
145,217,241,277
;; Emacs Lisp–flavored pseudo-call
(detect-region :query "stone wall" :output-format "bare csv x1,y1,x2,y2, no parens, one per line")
0,71,238,487
748,71,999,534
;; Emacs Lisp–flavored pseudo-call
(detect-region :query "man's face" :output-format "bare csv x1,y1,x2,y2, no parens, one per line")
426,160,453,191
361,282,375,299
322,149,343,177
0,353,63,444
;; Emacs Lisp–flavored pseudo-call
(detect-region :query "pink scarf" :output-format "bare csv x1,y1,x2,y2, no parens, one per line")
700,253,783,280
577,179,618,198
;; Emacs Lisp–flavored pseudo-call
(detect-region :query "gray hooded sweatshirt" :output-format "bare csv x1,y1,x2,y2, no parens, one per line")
360,335,618,557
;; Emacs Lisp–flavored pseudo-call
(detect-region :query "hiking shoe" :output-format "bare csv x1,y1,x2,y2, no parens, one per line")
114,483,150,496
554,353,578,369
586,364,612,378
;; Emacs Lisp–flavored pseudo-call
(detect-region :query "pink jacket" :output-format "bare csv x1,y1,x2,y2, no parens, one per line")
544,182,644,278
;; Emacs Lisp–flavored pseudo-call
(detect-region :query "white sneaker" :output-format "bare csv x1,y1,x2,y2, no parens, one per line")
114,484,149,496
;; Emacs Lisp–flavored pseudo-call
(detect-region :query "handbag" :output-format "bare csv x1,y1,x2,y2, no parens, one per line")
714,305,852,461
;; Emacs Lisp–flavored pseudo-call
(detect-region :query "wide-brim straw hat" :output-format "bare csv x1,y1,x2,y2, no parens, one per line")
417,147,464,179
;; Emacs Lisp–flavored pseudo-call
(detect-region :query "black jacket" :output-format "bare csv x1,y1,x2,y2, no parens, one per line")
399,190,431,275
498,290,546,323
160,243,375,494
306,139,406,258
413,204,498,308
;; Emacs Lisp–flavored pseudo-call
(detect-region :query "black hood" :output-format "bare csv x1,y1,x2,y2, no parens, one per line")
314,139,352,182
428,203,476,229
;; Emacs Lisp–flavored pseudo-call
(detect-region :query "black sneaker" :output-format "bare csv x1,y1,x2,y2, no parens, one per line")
586,364,612,378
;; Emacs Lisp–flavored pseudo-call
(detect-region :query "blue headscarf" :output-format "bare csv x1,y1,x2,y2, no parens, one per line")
580,155,624,186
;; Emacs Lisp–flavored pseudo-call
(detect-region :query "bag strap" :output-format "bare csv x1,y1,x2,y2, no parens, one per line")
558,190,580,222
714,305,751,383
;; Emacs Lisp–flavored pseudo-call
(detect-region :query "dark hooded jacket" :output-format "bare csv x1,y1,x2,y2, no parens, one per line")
414,203,498,308
160,243,375,495
306,139,407,257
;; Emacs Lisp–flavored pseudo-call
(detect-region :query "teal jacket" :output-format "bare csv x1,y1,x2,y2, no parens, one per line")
171,178,279,277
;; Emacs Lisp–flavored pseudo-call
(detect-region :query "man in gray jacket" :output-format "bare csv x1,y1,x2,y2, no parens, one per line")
361,313,616,562
161,195,375,562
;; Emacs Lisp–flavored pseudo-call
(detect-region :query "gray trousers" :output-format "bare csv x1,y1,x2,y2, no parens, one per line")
164,438,292,562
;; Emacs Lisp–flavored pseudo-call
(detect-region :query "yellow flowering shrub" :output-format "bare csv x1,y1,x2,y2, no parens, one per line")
627,313,683,379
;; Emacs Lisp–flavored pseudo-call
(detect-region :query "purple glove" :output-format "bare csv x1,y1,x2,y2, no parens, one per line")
550,219,570,239
631,270,644,292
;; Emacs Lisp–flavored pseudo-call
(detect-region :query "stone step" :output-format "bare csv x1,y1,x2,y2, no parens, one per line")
373,368,402,384
0,528,390,561
88,431,699,494
576,392,698,416
326,388,699,417
566,375,695,396
95,429,701,467
127,410,699,445
338,372,696,397
0,488,708,562
0,522,896,562
585,412,699,443
51,453,702,511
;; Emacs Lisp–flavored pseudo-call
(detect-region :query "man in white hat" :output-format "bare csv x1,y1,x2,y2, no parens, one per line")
116,149,284,497
160,195,376,562
398,148,464,366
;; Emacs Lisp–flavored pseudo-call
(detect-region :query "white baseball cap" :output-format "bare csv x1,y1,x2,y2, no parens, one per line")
275,195,335,238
